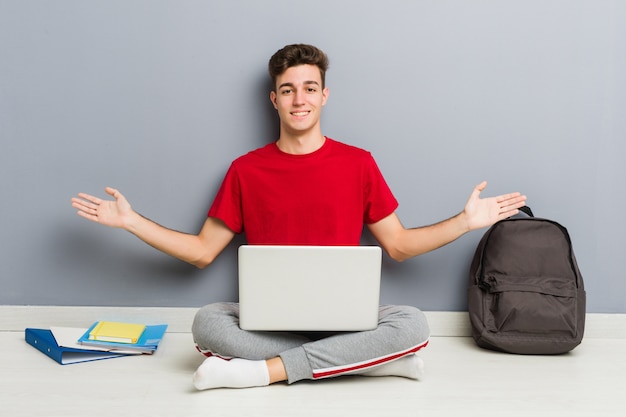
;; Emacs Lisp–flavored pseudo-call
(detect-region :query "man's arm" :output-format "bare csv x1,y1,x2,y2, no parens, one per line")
71,187,235,268
367,181,527,262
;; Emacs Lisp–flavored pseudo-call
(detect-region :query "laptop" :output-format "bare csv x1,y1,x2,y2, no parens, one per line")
238,245,382,331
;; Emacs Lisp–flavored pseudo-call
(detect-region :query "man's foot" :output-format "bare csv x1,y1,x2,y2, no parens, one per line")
359,354,425,380
193,356,270,390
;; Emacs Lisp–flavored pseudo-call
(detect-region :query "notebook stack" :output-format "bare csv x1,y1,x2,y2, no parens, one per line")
25,321,168,365
77,321,168,353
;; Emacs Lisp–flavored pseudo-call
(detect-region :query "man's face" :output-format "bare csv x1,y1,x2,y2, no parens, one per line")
270,64,329,136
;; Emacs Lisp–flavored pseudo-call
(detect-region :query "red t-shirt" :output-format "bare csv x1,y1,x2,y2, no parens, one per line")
208,137,398,245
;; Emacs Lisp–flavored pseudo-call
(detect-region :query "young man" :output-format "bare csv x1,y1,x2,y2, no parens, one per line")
71,44,527,390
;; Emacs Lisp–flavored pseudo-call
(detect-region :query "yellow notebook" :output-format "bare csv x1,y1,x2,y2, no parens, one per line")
88,321,146,344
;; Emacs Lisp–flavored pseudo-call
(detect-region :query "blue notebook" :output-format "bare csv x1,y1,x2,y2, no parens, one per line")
25,328,128,365
77,322,168,354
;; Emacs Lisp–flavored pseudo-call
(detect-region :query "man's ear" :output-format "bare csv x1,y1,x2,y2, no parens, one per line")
269,91,278,109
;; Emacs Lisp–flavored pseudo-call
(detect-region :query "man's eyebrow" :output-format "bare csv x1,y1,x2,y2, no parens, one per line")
278,81,321,89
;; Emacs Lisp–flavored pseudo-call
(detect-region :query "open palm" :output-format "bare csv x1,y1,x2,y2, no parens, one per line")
71,187,133,229
464,181,526,231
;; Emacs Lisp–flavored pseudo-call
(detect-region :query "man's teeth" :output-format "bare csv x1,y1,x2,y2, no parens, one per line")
292,111,309,116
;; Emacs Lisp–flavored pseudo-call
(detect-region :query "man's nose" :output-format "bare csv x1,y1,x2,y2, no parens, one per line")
293,90,305,105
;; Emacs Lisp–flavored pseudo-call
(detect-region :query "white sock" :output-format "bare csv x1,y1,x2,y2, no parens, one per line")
360,354,425,380
192,357,270,390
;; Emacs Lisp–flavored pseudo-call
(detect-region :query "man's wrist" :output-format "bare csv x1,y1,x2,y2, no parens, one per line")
122,210,143,233
455,211,472,234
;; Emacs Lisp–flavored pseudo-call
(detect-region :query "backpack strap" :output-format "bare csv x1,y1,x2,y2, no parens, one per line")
519,206,534,217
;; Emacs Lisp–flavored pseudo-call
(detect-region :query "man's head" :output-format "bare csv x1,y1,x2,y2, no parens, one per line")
268,44,329,90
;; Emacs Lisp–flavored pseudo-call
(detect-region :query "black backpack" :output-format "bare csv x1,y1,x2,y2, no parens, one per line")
468,206,586,354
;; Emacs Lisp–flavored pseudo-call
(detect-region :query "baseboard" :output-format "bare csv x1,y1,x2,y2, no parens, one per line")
0,305,196,333
1,305,624,338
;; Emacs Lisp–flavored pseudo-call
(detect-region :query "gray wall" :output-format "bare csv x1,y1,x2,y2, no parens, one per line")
1,1,624,313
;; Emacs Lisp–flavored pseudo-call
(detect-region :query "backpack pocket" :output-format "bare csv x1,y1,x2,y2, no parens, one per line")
480,275,579,337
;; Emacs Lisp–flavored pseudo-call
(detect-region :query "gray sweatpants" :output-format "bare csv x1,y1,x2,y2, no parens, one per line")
191,302,430,384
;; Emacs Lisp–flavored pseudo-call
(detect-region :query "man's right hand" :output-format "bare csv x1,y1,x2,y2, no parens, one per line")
71,186,235,268
71,187,133,229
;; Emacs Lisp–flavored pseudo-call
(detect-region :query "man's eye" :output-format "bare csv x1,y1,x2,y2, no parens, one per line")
281,89,292,95
307,88,317,93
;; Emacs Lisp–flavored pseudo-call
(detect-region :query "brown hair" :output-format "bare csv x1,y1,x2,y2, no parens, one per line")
268,44,329,89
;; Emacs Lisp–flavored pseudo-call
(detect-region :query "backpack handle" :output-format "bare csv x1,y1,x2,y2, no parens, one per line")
519,206,534,217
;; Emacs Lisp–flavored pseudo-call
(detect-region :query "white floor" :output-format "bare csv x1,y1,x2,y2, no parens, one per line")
1,308,624,417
